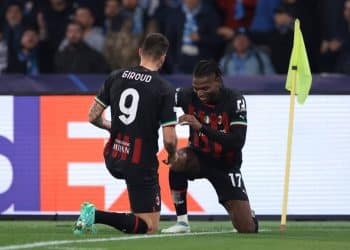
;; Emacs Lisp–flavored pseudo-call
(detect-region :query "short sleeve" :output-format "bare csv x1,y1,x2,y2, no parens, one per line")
160,84,177,127
174,87,183,107
230,94,247,127
95,72,115,107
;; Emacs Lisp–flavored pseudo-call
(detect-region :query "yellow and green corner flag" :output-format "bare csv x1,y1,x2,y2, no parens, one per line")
281,19,312,231
285,19,312,104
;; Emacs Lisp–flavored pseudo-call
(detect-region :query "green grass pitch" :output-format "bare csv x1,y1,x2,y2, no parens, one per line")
0,221,349,250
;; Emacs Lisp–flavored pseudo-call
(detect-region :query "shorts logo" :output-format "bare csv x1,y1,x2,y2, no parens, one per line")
155,194,160,207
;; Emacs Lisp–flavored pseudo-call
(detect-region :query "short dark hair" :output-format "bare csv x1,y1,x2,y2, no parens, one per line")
5,2,23,12
193,60,222,79
141,33,169,60
67,21,84,31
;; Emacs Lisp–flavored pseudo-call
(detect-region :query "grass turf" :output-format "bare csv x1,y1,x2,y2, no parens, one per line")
0,221,349,250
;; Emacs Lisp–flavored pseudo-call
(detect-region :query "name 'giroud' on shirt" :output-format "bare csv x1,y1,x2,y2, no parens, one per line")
121,70,152,82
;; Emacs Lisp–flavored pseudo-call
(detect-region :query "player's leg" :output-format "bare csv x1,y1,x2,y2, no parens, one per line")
223,200,258,233
127,180,162,234
134,211,160,234
161,170,190,233
74,170,160,234
208,168,258,233
161,147,201,233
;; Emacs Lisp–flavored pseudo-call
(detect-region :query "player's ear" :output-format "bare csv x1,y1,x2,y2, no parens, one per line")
138,48,143,58
160,54,166,64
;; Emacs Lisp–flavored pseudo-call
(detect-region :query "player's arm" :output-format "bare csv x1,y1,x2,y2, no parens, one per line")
200,124,246,150
90,71,117,132
161,83,178,164
88,100,111,132
179,114,246,150
162,125,177,164
200,95,247,150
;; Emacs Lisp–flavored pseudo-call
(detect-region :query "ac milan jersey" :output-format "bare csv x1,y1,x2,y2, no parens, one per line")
175,87,247,168
96,66,177,170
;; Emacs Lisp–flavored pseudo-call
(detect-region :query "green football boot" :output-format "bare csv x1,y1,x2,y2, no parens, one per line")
73,202,96,235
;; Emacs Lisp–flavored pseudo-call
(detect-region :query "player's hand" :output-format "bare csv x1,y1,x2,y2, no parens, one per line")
162,152,178,166
178,114,202,131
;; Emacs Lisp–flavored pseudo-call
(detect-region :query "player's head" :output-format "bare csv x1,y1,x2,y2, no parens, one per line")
139,33,169,69
192,60,223,104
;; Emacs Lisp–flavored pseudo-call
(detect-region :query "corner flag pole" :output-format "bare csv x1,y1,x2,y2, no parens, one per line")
280,65,297,231
280,19,312,231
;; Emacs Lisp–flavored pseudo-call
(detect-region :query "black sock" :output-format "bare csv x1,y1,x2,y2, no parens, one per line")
252,216,259,233
95,210,148,234
169,170,188,216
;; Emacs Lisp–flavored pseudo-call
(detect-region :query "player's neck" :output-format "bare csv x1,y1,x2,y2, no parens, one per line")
139,61,160,72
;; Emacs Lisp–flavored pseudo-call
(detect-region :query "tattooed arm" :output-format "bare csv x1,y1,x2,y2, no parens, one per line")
88,100,111,132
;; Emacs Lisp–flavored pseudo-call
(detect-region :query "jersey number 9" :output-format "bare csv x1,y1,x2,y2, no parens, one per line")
118,88,140,125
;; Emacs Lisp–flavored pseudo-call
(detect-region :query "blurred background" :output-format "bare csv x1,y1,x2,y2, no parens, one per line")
0,0,350,76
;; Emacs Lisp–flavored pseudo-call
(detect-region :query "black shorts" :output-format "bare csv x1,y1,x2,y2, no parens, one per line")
127,179,161,213
105,154,161,213
187,148,248,204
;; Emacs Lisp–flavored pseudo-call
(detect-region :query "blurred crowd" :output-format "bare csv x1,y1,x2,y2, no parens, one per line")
1,0,350,76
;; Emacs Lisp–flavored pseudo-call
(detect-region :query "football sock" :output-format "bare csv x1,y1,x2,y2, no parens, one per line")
177,214,189,224
252,216,259,233
95,210,148,234
169,170,188,216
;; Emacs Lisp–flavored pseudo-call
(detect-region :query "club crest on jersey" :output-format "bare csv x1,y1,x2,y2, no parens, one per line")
204,115,210,124
217,115,222,125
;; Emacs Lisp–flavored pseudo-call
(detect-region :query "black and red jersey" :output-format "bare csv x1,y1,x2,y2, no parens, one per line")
96,66,177,170
175,86,247,169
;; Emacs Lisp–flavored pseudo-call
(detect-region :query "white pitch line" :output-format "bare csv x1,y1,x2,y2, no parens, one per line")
0,231,235,250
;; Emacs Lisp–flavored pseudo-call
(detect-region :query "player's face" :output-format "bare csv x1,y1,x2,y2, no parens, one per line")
192,74,221,104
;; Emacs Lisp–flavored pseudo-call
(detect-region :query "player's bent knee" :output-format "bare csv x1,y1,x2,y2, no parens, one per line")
235,226,255,233
136,213,159,234
171,148,200,176
171,153,187,172
234,221,257,233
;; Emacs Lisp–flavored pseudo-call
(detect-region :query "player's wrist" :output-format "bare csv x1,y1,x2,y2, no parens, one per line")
194,122,202,131
199,124,207,133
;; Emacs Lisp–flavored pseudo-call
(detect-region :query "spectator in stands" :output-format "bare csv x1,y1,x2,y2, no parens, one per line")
6,27,41,75
280,0,321,73
319,0,347,73
38,0,74,72
74,0,106,27
1,0,38,24
0,27,8,73
3,2,24,58
59,6,105,53
40,0,73,51
216,0,257,41
21,0,39,26
250,0,281,34
335,0,350,74
164,0,223,73
267,5,294,74
54,22,109,73
251,1,321,73
104,0,124,33
120,0,148,35
103,18,141,70
151,0,175,34
220,28,275,76
103,0,157,70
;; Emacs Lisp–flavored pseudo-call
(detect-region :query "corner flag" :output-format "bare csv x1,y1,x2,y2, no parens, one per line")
281,19,312,231
285,19,312,104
